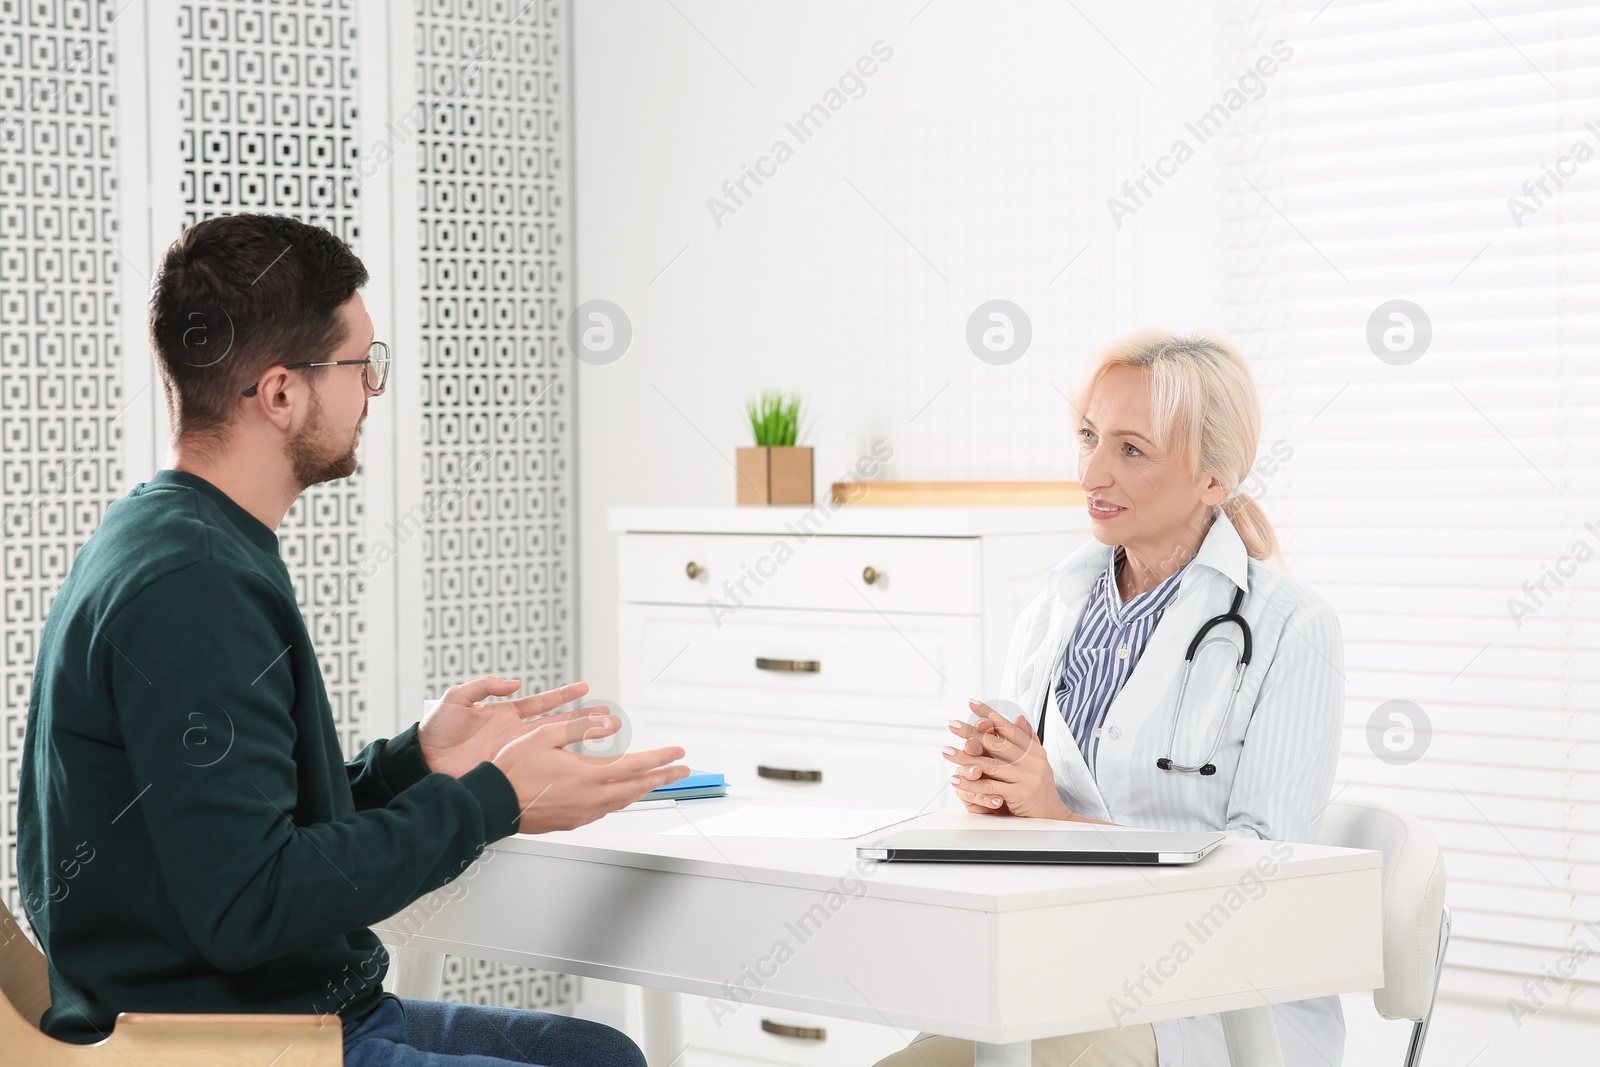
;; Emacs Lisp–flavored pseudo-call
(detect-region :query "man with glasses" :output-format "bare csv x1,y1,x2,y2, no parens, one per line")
17,213,684,1066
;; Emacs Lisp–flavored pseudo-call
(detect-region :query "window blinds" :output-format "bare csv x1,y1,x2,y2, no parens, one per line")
1221,0,1600,1010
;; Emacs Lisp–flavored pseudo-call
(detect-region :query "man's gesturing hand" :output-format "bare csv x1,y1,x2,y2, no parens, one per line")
419,675,594,778
492,712,688,834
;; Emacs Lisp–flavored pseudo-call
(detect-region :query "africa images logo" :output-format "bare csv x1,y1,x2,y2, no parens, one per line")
1105,41,1293,228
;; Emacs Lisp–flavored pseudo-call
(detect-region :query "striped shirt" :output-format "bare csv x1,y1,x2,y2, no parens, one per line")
1052,545,1193,772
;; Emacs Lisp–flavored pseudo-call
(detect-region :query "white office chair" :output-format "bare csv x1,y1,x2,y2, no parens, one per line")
1318,800,1450,1067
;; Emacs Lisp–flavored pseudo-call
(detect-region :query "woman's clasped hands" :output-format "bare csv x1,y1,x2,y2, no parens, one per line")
943,699,1081,821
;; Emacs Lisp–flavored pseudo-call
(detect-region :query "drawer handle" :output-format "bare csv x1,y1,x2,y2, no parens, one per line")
862,565,880,585
761,1019,826,1041
755,657,819,673
758,766,822,783
685,561,702,580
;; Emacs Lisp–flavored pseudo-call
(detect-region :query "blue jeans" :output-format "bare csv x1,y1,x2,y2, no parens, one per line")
342,994,646,1067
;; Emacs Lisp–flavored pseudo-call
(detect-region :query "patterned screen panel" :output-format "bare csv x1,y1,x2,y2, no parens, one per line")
1,0,124,922
413,0,577,1007
177,0,368,758
416,0,575,692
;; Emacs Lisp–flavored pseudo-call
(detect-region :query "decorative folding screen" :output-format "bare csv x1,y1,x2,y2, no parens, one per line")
1,0,125,927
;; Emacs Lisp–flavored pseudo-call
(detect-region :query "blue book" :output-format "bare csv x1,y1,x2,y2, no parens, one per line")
647,769,726,799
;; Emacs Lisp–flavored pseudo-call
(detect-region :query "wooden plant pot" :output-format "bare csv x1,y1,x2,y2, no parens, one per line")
736,446,813,505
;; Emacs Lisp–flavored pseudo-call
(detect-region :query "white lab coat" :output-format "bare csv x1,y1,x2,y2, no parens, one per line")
997,508,1346,1067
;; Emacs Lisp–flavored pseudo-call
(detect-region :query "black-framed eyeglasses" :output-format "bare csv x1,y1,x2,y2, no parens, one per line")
241,340,390,397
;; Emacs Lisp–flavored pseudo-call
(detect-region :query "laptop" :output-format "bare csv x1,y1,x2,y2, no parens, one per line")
856,827,1226,865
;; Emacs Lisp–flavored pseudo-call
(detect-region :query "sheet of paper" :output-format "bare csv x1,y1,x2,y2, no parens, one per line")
660,806,920,840
618,798,677,812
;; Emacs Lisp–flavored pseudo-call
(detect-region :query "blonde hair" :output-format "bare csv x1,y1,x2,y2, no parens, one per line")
1073,329,1281,563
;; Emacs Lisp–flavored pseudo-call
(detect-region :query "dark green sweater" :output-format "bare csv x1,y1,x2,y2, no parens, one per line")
18,469,522,1043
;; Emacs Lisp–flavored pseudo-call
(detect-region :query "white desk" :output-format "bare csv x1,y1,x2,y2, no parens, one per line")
376,796,1383,1067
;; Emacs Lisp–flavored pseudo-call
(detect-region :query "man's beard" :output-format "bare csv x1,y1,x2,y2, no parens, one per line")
288,392,361,490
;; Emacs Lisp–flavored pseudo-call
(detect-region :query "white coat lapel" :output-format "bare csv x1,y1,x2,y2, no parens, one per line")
1033,544,1112,819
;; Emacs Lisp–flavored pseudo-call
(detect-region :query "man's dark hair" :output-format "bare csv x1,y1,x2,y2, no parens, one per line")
148,214,369,444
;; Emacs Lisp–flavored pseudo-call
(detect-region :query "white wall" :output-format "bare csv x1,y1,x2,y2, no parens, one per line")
573,0,1225,708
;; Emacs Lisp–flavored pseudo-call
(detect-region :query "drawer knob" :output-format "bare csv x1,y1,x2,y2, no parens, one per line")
758,766,822,783
862,565,880,585
755,657,820,673
685,561,702,580
761,1019,826,1041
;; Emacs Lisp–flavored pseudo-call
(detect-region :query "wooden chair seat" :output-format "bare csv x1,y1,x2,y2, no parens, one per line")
1,897,342,1066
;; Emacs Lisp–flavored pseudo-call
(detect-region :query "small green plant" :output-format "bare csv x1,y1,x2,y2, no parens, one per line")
744,390,804,447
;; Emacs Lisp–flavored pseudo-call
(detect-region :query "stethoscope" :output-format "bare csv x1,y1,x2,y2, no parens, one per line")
1037,585,1253,776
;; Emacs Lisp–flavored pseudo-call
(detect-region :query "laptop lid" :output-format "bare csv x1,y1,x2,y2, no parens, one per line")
856,828,1227,865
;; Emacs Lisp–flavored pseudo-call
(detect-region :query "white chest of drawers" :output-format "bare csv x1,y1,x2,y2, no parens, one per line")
609,504,1091,1067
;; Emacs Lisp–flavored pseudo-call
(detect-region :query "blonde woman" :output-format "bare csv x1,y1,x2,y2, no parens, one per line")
874,332,1345,1067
